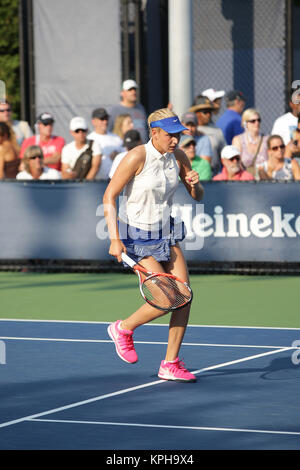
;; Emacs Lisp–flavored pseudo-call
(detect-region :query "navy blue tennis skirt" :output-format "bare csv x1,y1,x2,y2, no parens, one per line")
118,217,186,264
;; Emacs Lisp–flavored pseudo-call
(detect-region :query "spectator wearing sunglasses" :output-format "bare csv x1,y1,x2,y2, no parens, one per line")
179,134,212,181
189,96,226,176
61,117,101,180
16,145,61,180
257,135,300,181
0,99,33,147
213,145,254,181
19,113,65,171
232,108,268,178
180,110,212,166
87,108,123,180
216,90,246,145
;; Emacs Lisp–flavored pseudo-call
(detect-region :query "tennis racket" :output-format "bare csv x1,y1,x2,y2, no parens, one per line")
121,252,193,311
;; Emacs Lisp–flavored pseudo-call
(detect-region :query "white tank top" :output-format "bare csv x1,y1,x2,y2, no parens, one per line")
119,139,180,230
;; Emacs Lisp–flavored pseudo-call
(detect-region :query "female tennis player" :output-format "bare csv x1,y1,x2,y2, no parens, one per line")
103,108,204,382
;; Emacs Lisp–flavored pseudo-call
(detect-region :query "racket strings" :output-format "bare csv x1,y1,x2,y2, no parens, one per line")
142,275,191,309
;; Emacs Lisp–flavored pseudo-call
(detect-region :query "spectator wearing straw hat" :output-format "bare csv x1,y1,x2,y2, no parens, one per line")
189,96,226,175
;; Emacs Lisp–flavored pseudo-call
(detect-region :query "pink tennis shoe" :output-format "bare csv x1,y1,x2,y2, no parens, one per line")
158,357,196,382
108,320,138,364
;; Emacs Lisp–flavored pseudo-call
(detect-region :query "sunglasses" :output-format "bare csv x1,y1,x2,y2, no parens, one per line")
270,144,285,151
200,109,212,114
74,129,87,133
29,155,43,160
0,108,11,112
229,156,240,162
247,118,261,123
183,142,196,148
295,128,300,133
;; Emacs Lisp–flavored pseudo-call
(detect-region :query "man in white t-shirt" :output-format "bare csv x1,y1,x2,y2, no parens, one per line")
87,108,123,180
61,117,102,180
271,89,300,145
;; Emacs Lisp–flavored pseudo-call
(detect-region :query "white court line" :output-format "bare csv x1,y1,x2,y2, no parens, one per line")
1,318,300,330
28,418,300,437
0,346,292,430
0,336,292,350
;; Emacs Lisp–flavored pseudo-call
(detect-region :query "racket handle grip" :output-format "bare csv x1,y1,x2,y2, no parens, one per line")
121,252,137,268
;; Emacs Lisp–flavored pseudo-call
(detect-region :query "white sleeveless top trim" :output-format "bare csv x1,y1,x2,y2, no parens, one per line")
118,139,180,230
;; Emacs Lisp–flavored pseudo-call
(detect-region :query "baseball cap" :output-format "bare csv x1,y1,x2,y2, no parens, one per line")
179,134,196,147
181,112,198,125
202,88,225,102
37,112,54,125
189,96,214,113
123,129,141,150
221,145,240,160
122,79,138,91
226,90,245,102
150,116,187,134
70,116,88,132
92,108,109,120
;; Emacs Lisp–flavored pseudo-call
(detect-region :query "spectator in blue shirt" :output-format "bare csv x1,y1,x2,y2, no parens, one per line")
216,90,246,144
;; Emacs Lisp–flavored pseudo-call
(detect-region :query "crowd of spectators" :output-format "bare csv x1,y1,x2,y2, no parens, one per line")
1,80,300,182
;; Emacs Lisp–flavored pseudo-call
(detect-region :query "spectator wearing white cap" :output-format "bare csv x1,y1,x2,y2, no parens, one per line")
201,88,225,116
108,79,148,143
61,117,101,180
189,96,226,175
213,145,254,181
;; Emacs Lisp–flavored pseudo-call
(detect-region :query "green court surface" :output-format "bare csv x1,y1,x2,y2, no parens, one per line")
0,271,299,328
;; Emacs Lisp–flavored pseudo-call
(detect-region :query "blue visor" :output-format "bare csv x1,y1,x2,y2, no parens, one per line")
150,116,187,134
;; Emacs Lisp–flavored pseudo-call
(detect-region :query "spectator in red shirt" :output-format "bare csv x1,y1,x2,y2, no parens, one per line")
19,113,65,171
213,145,254,181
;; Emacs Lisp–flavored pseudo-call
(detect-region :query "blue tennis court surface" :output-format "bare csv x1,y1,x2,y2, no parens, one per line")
0,319,300,450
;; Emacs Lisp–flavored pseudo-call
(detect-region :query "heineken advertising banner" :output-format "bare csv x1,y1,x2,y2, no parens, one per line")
173,181,300,262
0,181,300,262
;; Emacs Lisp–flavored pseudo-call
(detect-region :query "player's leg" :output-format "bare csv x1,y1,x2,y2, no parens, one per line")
158,244,196,382
108,256,169,364
161,243,191,361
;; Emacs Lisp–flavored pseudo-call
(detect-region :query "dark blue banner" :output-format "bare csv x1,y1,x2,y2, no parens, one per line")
0,181,300,262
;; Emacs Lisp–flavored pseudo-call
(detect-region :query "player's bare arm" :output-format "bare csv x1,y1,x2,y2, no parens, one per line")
103,145,146,261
